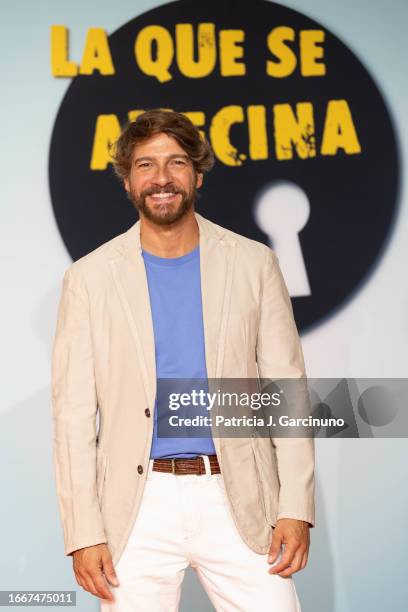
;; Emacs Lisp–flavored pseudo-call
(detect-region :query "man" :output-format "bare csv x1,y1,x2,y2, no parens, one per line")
51,109,315,611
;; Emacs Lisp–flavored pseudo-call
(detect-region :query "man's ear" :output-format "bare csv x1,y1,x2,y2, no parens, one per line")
124,176,130,193
196,172,203,189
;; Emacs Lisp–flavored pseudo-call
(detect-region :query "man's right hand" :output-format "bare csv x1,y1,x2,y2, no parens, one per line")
72,543,119,603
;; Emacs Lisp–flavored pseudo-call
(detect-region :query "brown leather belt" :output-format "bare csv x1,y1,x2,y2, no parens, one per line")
152,454,221,475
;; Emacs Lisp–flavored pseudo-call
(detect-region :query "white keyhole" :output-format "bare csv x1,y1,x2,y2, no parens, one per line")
254,181,311,297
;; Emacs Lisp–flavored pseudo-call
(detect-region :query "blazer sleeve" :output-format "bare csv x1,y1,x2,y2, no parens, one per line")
51,265,108,556
256,249,315,527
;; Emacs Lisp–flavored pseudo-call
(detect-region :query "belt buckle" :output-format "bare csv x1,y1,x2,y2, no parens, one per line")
171,458,176,475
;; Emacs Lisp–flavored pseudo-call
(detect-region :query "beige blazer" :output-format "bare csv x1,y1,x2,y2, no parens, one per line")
51,212,315,564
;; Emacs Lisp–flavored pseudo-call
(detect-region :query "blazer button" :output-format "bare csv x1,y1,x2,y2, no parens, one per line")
145,408,151,417
137,465,144,475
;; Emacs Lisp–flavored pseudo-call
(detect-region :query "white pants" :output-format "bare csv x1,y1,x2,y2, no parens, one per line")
101,458,302,612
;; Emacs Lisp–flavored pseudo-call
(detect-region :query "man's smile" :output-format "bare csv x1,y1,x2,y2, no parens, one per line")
147,192,180,204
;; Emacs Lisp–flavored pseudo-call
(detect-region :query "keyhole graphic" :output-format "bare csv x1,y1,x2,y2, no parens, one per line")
254,181,311,297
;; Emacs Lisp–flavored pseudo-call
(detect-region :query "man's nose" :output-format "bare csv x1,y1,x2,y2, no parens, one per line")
152,164,172,186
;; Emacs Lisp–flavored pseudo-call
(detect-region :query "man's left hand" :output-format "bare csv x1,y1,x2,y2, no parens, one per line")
267,518,310,577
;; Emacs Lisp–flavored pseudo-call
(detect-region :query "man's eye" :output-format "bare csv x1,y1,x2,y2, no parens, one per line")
173,159,186,165
138,162,151,168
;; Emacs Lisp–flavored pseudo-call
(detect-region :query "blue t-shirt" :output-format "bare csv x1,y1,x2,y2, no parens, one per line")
142,245,216,459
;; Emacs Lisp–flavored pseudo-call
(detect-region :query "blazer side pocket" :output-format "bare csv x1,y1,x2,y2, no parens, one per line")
250,438,278,526
249,439,269,522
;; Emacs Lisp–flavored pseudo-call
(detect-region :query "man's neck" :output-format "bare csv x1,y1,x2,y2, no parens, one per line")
139,210,199,258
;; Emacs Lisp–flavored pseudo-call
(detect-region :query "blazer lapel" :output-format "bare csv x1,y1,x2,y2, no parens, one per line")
109,221,157,409
195,213,236,379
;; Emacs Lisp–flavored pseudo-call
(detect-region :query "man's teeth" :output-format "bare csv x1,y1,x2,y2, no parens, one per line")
150,193,175,198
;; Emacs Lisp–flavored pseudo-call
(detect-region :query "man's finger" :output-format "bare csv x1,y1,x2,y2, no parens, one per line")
268,543,299,574
274,549,304,578
300,550,308,570
267,531,283,564
80,572,100,597
88,569,115,602
75,569,90,592
102,555,120,587
73,573,84,590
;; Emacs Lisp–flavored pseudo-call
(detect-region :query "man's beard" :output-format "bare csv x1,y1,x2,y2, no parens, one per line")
127,182,197,226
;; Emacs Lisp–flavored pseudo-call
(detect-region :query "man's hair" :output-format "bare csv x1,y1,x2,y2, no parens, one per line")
111,109,215,181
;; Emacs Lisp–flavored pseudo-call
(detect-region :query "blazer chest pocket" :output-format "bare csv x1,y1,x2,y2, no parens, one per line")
96,452,108,501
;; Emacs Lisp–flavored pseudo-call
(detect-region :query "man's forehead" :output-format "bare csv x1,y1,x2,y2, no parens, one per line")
132,133,187,158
